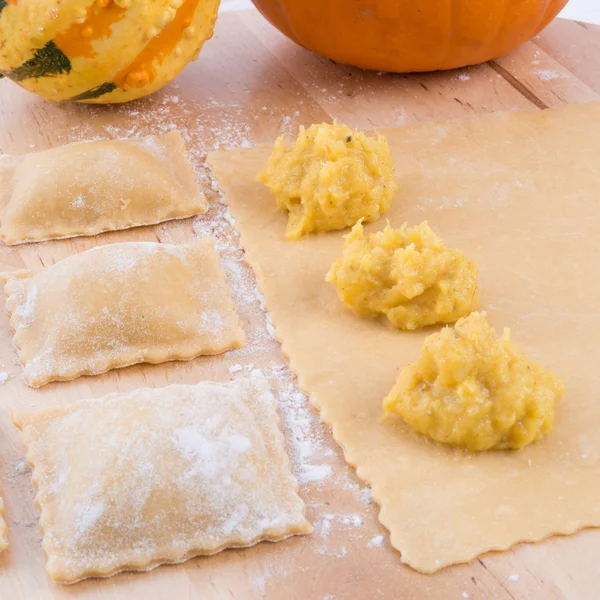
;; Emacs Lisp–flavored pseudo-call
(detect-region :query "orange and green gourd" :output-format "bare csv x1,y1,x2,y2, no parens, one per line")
0,0,220,103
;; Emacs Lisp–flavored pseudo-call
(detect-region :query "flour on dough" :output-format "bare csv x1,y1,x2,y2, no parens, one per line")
12,379,311,583
0,131,206,245
2,238,245,387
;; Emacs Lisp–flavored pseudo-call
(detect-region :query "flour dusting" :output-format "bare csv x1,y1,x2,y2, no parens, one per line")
13,283,38,330
5,242,241,386
534,69,563,81
21,381,309,579
368,535,384,548
299,464,333,483
174,425,251,480
76,502,106,538
13,460,30,476
71,194,86,209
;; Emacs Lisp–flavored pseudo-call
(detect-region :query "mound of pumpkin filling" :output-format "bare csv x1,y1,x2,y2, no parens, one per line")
384,312,566,451
327,220,479,330
258,122,398,239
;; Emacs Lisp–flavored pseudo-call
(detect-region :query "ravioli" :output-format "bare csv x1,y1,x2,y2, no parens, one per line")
0,131,206,245
12,380,311,583
2,238,244,387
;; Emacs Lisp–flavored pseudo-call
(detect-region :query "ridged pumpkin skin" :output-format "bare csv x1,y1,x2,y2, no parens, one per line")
0,0,220,103
251,0,568,72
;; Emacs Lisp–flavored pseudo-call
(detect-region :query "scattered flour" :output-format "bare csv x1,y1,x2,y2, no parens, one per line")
0,372,9,385
508,574,520,582
357,487,373,506
368,535,384,548
299,464,333,483
314,512,371,557
340,515,362,527
199,309,226,336
265,314,276,339
76,502,106,538
535,69,562,81
72,194,86,209
228,364,332,486
457,72,471,81
253,574,268,594
343,478,373,506
13,460,30,476
14,283,38,330
57,90,273,191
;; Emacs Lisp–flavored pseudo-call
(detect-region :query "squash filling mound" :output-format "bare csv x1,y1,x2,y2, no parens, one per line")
384,312,566,451
327,220,479,330
258,122,398,239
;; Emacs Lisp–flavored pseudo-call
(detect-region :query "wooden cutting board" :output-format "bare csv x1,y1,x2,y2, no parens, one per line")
0,11,599,600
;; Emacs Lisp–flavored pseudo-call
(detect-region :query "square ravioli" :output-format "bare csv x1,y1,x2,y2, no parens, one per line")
12,380,311,583
1,238,244,387
0,131,206,245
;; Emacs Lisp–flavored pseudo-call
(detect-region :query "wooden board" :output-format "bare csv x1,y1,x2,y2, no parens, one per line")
0,11,599,600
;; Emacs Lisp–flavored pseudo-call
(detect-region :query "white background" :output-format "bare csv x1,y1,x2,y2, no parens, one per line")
560,0,600,23
220,0,600,25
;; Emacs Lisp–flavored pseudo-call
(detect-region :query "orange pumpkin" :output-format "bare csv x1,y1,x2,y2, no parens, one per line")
250,0,568,72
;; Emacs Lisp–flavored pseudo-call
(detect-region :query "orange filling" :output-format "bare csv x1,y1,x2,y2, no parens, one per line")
54,0,127,60
114,0,201,88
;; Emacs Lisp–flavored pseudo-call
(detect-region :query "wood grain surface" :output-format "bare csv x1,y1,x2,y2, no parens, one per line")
0,11,599,600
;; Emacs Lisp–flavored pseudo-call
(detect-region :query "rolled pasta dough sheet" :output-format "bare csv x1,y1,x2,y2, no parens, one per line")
207,101,600,572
